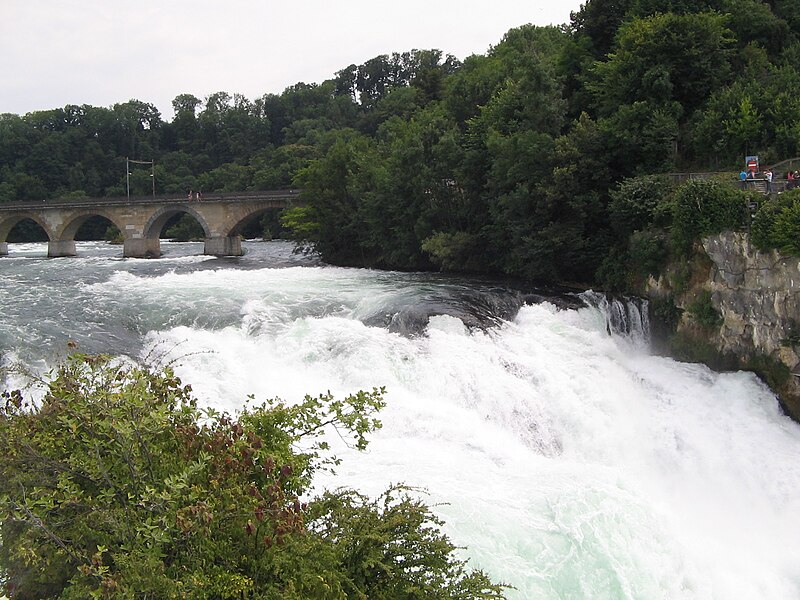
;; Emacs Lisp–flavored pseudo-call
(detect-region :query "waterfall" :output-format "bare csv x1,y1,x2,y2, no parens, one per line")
2,241,800,599
579,290,651,344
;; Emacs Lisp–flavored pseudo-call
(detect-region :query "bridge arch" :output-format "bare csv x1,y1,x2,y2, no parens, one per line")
143,205,211,240
0,213,53,243
57,210,126,242
226,207,285,240
122,205,215,259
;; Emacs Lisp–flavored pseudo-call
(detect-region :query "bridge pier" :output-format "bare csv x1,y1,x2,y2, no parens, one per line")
123,238,161,258
48,240,76,257
0,242,7,256
204,236,242,257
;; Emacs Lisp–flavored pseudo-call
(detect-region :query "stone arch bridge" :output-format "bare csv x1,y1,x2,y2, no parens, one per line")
0,190,299,258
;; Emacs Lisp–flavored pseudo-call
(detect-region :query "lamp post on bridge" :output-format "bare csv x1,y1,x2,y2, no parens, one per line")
126,157,155,199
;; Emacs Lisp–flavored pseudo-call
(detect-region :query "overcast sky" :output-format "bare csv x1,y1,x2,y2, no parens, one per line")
1,0,583,120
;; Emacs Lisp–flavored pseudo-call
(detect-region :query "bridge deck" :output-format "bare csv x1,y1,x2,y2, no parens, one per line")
0,189,298,211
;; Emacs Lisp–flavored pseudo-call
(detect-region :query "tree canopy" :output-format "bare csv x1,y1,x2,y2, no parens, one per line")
3,0,800,286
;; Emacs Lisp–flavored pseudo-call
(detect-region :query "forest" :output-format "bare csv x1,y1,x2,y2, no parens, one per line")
3,0,800,288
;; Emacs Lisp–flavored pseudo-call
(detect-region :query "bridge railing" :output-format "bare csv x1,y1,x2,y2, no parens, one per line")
663,172,732,184
0,189,299,211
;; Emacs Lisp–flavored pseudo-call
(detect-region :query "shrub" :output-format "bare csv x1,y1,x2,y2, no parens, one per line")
751,194,783,250
651,295,683,333
745,354,791,390
0,354,505,599
687,289,722,331
628,229,669,281
671,179,745,253
595,247,629,291
421,231,478,271
751,189,800,255
596,229,669,292
608,175,672,237
103,225,123,244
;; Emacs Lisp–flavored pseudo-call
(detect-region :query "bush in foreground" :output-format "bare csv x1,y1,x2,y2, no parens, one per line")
0,354,505,599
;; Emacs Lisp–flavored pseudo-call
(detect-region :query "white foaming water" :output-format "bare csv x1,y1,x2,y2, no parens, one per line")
3,243,800,598
129,268,800,600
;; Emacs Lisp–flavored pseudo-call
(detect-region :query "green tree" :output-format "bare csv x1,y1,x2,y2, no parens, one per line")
288,133,376,265
251,144,318,190
357,105,466,269
169,93,202,153
722,95,764,155
627,0,790,56
774,0,800,37
590,12,735,117
0,114,33,170
569,0,635,59
197,162,253,192
608,174,673,237
22,133,71,194
7,172,48,202
600,101,682,175
449,25,570,280
545,112,616,282
110,99,163,159
443,54,505,126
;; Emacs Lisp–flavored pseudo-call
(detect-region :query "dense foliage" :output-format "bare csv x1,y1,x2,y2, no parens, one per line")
670,179,747,251
0,354,505,599
4,0,800,284
751,188,800,253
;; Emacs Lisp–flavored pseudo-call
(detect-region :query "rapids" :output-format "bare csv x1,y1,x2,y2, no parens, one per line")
2,240,799,599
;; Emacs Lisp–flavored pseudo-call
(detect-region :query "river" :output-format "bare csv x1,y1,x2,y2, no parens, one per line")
2,240,800,599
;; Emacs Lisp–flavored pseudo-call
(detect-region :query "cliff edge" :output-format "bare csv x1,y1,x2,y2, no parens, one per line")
647,231,800,421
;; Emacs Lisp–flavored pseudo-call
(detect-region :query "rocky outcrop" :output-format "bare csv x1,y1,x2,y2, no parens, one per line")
703,232,800,367
646,231,800,420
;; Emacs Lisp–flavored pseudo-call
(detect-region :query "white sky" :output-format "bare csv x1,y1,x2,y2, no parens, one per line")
0,0,583,120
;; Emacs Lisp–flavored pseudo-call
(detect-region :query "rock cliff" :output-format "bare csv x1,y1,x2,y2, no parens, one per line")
647,231,800,420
